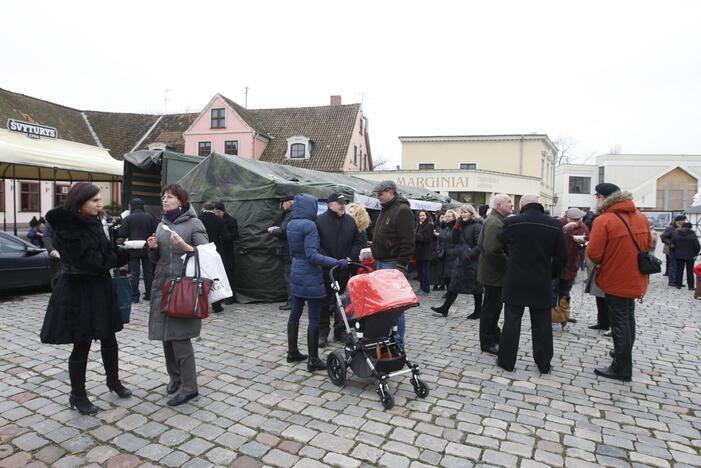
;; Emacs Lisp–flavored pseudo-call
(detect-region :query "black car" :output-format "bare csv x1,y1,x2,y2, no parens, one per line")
0,230,51,291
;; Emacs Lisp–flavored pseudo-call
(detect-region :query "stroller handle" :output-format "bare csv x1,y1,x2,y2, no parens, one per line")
329,262,371,283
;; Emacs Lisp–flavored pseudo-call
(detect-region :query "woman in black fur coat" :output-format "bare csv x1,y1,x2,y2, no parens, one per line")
41,183,131,415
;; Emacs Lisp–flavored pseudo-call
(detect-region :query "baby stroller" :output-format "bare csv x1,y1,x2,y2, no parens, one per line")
326,263,429,409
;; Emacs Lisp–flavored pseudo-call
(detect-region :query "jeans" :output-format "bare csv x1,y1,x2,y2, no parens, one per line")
416,260,432,293
289,296,321,327
667,253,677,285
129,256,154,300
376,260,406,347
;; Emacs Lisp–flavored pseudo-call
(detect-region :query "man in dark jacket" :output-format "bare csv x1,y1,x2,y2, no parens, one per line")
316,193,363,346
199,202,226,313
268,196,294,310
118,198,158,303
662,215,687,284
214,202,239,303
671,222,700,290
477,194,512,355
496,194,568,374
371,180,415,347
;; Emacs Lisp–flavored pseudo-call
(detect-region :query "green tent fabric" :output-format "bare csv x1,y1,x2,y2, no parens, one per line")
176,152,456,303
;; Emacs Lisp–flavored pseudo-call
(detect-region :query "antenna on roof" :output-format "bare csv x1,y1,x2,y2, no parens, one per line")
245,85,249,108
164,88,172,115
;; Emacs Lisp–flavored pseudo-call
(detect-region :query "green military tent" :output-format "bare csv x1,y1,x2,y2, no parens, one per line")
176,152,456,303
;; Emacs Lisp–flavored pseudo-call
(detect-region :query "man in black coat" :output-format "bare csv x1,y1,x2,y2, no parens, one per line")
496,194,568,374
316,193,363,346
268,196,294,310
214,202,239,303
118,198,158,302
199,202,226,312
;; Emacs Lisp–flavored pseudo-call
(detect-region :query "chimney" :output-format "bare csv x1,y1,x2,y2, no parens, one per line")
330,95,342,106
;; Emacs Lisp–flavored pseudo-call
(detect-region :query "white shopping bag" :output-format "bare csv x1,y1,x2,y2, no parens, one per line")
181,243,233,303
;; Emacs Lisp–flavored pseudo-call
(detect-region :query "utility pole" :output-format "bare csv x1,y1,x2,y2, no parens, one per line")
244,85,249,108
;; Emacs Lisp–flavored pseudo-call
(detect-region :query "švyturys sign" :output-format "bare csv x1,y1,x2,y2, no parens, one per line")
7,119,57,139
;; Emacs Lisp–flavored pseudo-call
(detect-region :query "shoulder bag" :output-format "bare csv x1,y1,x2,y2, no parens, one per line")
159,249,213,319
614,213,662,275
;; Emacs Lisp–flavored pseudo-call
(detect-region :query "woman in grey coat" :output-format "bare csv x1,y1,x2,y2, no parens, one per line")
147,184,209,407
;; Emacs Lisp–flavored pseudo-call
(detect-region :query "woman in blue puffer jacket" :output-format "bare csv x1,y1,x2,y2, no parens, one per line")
286,193,348,371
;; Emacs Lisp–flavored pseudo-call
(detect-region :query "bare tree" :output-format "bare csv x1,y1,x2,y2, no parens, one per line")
609,143,622,154
554,135,578,165
371,154,394,170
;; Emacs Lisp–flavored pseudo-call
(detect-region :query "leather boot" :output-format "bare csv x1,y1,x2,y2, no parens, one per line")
286,322,307,363
101,345,132,398
467,293,482,319
68,359,99,415
307,326,327,372
431,291,457,317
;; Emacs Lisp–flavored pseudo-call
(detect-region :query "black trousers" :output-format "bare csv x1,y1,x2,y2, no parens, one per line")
605,294,635,377
595,297,609,329
479,285,503,350
676,258,695,289
497,304,553,372
319,270,349,338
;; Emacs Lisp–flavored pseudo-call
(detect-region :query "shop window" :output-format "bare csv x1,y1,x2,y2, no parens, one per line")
568,176,591,194
54,184,70,208
224,140,239,155
198,141,212,157
0,181,4,212
211,108,225,128
20,182,40,212
418,163,435,170
459,163,477,170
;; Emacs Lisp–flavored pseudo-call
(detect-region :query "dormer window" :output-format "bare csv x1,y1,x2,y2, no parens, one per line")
286,136,312,160
211,108,225,128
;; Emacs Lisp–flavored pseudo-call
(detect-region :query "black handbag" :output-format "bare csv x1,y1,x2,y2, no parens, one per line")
614,213,662,275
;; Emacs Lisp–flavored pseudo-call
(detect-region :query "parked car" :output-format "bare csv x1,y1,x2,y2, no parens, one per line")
0,230,51,291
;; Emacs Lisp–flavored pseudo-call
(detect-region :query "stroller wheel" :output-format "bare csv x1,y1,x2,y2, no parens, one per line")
412,378,430,398
327,351,347,387
381,392,394,410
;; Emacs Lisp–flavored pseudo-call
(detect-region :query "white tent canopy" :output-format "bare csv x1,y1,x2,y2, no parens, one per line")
0,128,122,182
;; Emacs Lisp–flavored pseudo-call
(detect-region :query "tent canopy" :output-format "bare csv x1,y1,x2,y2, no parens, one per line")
0,128,122,182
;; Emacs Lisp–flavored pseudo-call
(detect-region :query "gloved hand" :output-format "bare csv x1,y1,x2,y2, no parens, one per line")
337,259,349,269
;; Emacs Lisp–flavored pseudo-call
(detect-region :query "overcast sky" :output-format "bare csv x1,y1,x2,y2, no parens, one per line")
2,0,700,168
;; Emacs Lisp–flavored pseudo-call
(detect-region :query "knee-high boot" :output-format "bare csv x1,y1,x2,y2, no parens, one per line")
101,345,132,398
306,326,327,372
431,291,457,317
68,359,99,415
467,293,482,319
286,322,307,363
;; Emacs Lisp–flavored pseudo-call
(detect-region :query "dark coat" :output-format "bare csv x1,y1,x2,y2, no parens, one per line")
118,204,158,258
199,211,225,253
148,207,209,341
316,210,363,262
40,208,129,344
671,227,700,260
476,210,508,287
449,218,483,295
219,212,239,258
498,204,568,309
287,194,337,299
271,208,293,263
414,220,434,261
440,220,459,279
371,195,415,269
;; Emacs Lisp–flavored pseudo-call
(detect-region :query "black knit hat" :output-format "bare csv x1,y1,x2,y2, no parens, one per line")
594,183,620,197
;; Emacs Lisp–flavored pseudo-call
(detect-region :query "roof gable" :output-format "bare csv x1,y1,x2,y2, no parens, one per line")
83,111,160,160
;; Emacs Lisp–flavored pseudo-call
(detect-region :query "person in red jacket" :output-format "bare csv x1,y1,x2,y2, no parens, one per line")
587,183,652,381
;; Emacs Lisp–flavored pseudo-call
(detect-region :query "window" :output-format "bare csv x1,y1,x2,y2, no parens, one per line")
598,166,605,184
353,146,358,165
0,181,4,212
0,235,25,254
418,163,435,170
568,176,591,194
224,140,239,155
459,163,477,170
20,182,40,212
210,108,225,128
198,141,212,157
54,184,70,208
541,159,545,179
290,143,306,159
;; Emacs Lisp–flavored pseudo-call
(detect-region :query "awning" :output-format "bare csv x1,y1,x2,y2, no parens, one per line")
0,128,122,182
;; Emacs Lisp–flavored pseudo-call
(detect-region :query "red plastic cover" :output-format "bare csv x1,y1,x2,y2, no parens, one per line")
344,269,419,319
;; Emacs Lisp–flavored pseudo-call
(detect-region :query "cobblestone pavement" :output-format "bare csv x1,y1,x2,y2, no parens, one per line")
0,270,700,468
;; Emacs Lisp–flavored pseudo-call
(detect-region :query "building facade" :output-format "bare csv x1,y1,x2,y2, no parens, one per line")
358,134,557,210
554,154,701,217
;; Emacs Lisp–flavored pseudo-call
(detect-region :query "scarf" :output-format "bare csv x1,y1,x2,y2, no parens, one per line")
164,207,183,224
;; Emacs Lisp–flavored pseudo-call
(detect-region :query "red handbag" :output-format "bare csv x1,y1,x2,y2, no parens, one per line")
159,249,213,319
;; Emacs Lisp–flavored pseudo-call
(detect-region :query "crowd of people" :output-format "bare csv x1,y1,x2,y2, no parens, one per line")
34,178,700,415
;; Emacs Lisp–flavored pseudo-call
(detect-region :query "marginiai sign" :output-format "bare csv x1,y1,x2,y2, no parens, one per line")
7,119,57,139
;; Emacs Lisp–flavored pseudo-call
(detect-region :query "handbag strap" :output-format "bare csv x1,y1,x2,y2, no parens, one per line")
180,248,201,278
613,213,642,253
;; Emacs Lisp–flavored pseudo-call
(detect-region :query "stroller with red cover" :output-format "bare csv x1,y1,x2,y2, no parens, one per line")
326,263,429,409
